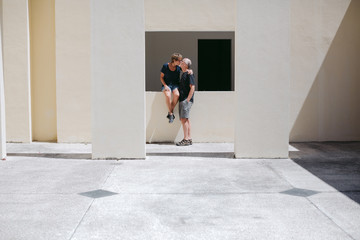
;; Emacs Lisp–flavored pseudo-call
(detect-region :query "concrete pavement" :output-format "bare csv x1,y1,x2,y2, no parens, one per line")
0,142,359,240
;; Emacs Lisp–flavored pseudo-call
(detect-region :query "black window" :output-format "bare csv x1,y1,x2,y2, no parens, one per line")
198,39,232,91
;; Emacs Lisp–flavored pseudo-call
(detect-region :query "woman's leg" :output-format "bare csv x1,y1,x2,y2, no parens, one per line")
171,88,180,113
163,88,172,114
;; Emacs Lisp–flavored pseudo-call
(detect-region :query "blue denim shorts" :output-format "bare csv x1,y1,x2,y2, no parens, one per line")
161,83,179,92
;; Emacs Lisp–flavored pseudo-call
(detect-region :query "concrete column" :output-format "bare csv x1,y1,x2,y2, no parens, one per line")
55,0,91,143
0,0,7,159
235,0,290,158
2,0,31,143
29,0,57,142
91,0,146,159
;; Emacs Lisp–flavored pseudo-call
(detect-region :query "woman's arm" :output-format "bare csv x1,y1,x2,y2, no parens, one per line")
160,72,169,90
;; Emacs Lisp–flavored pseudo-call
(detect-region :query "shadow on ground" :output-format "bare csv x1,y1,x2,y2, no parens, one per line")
147,152,235,158
7,153,92,159
290,142,360,204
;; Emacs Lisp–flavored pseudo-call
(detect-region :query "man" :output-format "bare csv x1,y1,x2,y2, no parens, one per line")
176,58,195,146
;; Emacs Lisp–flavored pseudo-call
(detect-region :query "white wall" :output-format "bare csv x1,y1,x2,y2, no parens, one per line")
146,92,234,143
290,0,360,141
55,0,91,143
29,0,57,142
2,0,359,145
0,0,7,158
235,0,290,158
91,0,146,159
145,0,235,31
2,0,31,142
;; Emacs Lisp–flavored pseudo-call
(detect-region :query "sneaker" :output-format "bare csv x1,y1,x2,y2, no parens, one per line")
169,114,175,123
176,139,190,146
166,113,171,119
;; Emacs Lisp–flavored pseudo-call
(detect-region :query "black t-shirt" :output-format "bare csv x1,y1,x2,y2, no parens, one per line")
160,63,181,86
179,72,195,103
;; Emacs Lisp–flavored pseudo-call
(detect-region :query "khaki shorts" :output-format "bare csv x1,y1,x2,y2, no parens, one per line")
179,100,193,119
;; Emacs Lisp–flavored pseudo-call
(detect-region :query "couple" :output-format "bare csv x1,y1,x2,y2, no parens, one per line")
160,53,195,146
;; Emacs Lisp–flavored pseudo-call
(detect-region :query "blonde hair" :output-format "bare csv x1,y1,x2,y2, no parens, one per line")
171,53,182,63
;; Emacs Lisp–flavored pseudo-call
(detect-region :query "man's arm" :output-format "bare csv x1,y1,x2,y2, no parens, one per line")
187,84,195,102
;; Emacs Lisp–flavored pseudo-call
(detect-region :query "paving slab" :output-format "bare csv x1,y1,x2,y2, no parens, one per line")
266,159,337,192
103,157,291,194
7,142,92,154
309,192,360,240
0,142,359,240
0,157,114,194
0,194,92,240
71,194,352,240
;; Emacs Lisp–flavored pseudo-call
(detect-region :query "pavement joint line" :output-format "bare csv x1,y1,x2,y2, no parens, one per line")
73,191,328,196
68,198,95,240
68,165,116,240
100,165,117,187
1,190,352,195
305,196,357,240
263,162,296,189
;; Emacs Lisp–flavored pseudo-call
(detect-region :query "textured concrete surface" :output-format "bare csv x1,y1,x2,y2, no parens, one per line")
0,142,359,240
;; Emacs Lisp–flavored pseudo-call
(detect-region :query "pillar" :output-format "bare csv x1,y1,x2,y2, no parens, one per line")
2,0,31,143
0,0,7,159
29,0,57,142
55,0,91,143
91,0,146,159
235,0,290,158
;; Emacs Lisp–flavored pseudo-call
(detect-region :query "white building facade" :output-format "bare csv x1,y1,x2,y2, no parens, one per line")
1,0,359,158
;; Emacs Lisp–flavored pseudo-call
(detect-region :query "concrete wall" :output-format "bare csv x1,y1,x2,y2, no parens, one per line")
146,92,234,143
235,0,290,158
29,0,57,142
2,0,31,142
91,0,145,159
55,0,91,143
290,0,360,141
0,0,7,158
2,0,360,145
144,0,235,31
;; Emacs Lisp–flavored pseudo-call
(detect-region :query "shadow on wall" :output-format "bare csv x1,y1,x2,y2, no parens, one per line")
290,0,360,141
146,92,182,143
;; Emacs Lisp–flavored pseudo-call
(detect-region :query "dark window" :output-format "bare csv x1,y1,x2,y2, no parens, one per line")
198,39,231,91
145,32,234,91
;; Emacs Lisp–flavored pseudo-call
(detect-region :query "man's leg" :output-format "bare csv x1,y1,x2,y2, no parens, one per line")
176,118,190,146
181,118,188,139
187,119,191,140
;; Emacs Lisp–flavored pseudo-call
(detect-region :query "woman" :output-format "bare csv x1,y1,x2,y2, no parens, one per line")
160,53,182,123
